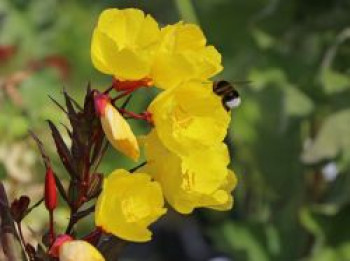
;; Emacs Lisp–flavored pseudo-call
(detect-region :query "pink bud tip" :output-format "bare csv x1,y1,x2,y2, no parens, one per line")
94,93,110,117
48,234,73,257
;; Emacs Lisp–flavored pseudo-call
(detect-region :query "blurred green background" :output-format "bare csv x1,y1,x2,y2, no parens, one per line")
1,0,350,260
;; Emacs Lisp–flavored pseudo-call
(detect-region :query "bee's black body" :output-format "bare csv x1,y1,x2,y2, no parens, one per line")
213,80,241,111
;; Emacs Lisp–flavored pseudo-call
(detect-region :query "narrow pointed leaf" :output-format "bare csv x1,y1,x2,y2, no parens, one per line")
29,130,51,169
47,120,77,178
54,174,70,205
48,95,67,114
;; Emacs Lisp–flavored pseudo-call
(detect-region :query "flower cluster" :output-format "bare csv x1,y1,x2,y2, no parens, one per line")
92,7,238,243
6,7,239,261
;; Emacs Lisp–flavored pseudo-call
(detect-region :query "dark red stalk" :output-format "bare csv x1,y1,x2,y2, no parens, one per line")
83,227,102,245
118,108,153,124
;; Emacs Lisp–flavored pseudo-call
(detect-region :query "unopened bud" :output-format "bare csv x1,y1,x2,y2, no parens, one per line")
49,234,73,257
94,93,109,117
45,167,57,211
100,102,140,161
59,240,105,261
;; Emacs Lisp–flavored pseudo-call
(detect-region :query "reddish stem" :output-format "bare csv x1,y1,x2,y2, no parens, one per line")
49,210,55,246
111,89,134,104
83,227,103,245
103,85,114,95
118,108,153,123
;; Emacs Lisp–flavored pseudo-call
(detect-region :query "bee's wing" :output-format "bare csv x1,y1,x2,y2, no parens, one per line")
232,80,251,86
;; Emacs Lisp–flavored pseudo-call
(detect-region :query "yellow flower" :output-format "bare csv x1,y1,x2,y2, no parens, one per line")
91,8,160,81
95,169,167,242
143,130,237,214
59,240,105,261
151,22,223,89
148,80,230,156
95,94,140,161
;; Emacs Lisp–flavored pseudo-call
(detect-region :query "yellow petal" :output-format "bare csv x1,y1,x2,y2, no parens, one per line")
181,143,230,194
101,103,139,161
111,48,152,80
95,169,166,242
149,81,230,155
152,52,194,90
136,14,161,48
91,29,120,75
151,22,222,89
143,130,236,214
173,23,206,51
96,8,126,48
59,241,105,261
91,8,160,80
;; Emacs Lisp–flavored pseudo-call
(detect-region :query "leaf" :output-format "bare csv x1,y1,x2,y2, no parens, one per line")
29,130,51,169
48,95,67,114
63,90,78,128
284,85,314,116
90,132,104,166
252,29,275,50
54,174,70,205
299,207,324,239
249,68,287,90
47,120,77,178
302,109,350,163
221,222,270,261
322,69,350,94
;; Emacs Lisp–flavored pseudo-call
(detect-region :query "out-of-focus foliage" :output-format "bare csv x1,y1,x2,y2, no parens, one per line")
1,0,350,260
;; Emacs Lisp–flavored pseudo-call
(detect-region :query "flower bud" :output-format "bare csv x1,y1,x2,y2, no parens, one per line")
59,240,105,261
49,234,73,257
94,94,140,161
45,167,57,211
94,93,109,117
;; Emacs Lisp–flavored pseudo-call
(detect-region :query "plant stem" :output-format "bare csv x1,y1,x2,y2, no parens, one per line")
49,211,55,245
0,182,21,261
174,0,199,24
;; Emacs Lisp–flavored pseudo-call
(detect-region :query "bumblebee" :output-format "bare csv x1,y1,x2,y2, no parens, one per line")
213,80,242,111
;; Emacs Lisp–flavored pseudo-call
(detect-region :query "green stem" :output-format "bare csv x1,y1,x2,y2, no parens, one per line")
174,0,199,24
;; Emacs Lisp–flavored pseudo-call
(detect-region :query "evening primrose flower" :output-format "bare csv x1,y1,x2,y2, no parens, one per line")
151,22,223,89
143,130,236,214
91,8,160,81
94,93,139,161
59,240,105,261
148,80,230,156
95,169,166,242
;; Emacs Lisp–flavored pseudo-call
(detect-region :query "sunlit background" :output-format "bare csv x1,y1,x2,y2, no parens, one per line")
1,0,350,260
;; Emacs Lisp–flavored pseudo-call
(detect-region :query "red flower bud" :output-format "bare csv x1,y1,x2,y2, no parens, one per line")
45,167,57,211
94,93,109,117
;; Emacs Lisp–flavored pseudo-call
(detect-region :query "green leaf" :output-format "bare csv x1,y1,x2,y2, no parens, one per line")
299,207,324,238
249,68,288,90
322,69,350,94
302,109,350,163
252,29,275,50
222,222,270,261
284,85,314,116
